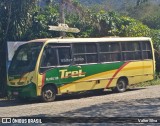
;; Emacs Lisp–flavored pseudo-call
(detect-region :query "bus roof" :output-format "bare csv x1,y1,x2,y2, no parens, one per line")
29,37,152,43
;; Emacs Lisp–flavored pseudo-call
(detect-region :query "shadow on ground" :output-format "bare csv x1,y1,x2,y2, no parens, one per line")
56,97,160,117
21,97,160,125
0,88,145,107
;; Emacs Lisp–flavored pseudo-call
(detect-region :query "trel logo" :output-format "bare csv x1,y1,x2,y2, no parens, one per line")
59,69,86,79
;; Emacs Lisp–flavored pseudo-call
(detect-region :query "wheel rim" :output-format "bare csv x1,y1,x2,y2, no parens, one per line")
44,90,54,100
117,80,126,91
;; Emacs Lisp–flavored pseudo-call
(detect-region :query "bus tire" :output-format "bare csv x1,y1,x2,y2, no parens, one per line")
41,85,56,102
112,78,127,93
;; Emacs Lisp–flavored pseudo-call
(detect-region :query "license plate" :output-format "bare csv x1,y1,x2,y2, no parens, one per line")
13,92,19,95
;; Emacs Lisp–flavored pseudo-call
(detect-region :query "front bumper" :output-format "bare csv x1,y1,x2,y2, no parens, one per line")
7,83,37,98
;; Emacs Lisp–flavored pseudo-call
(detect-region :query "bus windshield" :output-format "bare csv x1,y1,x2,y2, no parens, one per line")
8,42,43,75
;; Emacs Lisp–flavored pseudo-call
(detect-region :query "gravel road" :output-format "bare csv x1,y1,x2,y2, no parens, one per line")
0,85,160,125
0,85,160,117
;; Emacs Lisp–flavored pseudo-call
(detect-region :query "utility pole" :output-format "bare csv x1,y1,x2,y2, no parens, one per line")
48,0,80,34
59,0,66,37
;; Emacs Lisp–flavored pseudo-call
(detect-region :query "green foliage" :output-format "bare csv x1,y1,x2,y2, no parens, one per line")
0,0,37,43
150,30,160,49
0,1,158,42
136,0,148,6
0,1,159,45
143,15,160,30
23,5,59,40
0,0,37,96
127,2,160,29
124,21,151,37
72,10,152,38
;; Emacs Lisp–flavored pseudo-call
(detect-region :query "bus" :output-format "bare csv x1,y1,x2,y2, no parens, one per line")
7,37,155,102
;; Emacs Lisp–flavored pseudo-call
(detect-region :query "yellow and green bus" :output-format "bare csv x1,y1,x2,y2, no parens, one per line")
7,37,155,102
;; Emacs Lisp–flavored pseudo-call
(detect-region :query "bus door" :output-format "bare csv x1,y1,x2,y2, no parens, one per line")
39,45,60,88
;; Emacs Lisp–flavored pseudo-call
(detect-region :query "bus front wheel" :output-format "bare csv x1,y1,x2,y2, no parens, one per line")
112,78,127,93
41,85,56,102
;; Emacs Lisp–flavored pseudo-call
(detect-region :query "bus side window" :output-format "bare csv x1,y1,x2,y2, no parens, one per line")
58,48,72,65
41,47,58,67
73,43,98,64
86,54,97,63
99,42,120,62
73,44,86,64
122,42,141,61
142,41,153,59
86,44,98,63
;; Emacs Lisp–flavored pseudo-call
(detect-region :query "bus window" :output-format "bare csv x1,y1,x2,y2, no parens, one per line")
73,44,86,64
122,42,140,51
73,43,98,64
142,41,153,59
122,42,141,61
9,43,43,75
73,44,85,53
99,42,120,62
100,43,120,52
58,48,72,65
40,47,58,67
86,54,98,63
135,51,141,60
86,44,97,53
86,44,97,63
74,55,86,64
41,46,72,67
142,41,151,50
143,51,152,59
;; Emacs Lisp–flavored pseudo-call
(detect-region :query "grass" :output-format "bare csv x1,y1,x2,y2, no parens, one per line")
129,75,160,88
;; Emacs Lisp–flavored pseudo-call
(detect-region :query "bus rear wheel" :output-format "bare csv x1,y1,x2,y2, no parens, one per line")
112,78,127,93
41,86,56,102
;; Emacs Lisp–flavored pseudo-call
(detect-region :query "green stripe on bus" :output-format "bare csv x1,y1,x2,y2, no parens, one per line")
44,61,125,87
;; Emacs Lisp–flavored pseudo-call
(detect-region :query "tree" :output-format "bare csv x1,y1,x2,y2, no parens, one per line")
0,0,37,96
136,0,148,6
124,21,151,37
0,0,37,42
23,5,59,40
143,15,160,30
